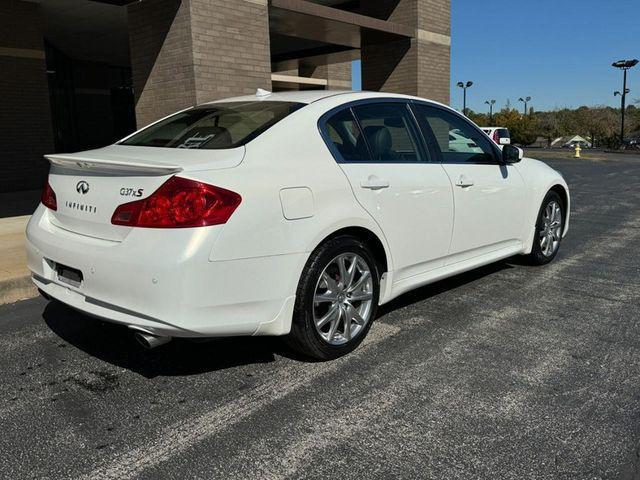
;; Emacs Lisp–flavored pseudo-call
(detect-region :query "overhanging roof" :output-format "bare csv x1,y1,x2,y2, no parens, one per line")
269,0,413,50
269,0,413,69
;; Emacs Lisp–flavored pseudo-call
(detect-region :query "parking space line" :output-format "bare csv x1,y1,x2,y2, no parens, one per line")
82,322,401,480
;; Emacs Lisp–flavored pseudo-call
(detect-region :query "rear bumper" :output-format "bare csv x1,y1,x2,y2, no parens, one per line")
26,206,303,337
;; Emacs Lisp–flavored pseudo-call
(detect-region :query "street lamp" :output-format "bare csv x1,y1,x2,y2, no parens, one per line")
457,81,473,116
612,59,639,146
484,99,496,123
518,96,532,115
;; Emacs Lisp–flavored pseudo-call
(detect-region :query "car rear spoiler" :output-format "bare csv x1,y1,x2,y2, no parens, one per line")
45,154,183,175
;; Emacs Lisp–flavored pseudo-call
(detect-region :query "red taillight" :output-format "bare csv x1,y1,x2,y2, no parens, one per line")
41,181,57,211
493,131,500,143
111,176,241,228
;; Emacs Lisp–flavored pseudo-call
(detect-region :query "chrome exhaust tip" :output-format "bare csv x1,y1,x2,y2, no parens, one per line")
133,331,171,349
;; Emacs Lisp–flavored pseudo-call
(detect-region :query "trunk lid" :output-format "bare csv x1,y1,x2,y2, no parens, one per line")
45,145,244,241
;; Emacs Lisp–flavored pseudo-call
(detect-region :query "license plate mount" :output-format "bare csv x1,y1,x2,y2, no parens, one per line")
56,263,83,288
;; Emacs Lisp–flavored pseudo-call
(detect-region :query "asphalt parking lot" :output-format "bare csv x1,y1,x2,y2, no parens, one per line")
1,154,640,479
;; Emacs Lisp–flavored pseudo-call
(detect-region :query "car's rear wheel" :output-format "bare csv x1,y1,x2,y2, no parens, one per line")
286,236,379,360
526,191,564,265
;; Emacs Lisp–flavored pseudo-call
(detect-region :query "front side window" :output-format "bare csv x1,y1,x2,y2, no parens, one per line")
413,105,497,164
121,101,303,149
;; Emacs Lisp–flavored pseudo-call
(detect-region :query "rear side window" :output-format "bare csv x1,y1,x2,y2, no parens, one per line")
121,101,303,149
352,103,425,162
324,109,370,162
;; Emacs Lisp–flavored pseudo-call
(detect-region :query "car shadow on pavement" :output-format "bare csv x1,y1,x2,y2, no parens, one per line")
43,301,282,378
43,259,517,378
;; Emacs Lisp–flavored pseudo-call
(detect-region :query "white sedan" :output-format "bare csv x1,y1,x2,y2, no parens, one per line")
26,90,569,360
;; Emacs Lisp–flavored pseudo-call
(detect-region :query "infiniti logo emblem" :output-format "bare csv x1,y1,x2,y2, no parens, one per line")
76,181,90,195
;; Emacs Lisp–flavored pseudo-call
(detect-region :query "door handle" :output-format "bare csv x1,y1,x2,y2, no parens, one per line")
455,174,474,188
360,175,390,190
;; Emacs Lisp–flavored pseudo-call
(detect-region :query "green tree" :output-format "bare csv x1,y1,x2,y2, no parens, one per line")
457,104,631,148
466,109,489,127
536,110,561,147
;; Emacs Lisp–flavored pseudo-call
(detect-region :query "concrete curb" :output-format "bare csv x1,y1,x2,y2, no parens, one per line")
0,275,37,305
604,149,640,155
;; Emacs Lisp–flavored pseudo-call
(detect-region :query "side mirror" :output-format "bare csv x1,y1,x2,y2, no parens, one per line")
502,144,523,164
499,137,511,145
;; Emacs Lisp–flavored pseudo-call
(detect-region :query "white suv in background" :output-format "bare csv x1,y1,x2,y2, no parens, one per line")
482,127,511,145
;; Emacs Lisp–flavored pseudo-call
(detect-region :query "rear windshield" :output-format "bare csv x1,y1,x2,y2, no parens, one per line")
120,101,304,149
498,128,510,138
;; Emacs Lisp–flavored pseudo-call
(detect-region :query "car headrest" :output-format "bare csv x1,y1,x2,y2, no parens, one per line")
363,125,392,159
205,126,232,146
384,117,403,128
176,125,233,148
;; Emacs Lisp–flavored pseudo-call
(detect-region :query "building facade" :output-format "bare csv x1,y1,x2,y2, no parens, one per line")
1,0,451,193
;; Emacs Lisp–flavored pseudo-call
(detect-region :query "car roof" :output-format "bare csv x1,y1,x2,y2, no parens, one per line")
203,90,450,108
204,90,352,105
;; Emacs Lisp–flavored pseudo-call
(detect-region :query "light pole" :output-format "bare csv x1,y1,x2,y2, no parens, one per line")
518,96,532,115
457,81,473,116
613,88,631,145
612,59,639,146
484,99,496,123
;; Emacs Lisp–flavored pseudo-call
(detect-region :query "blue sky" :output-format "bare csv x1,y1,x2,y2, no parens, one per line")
353,0,640,112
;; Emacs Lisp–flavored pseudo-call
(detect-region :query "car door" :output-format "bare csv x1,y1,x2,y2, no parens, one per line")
411,103,526,263
320,101,454,281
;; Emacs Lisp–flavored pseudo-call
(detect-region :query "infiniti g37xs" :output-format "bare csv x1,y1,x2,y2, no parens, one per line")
27,91,569,359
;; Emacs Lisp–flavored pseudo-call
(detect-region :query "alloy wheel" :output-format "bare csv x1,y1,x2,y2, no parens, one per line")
312,253,374,345
539,200,562,257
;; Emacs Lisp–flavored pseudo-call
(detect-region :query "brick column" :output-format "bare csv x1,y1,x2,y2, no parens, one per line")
128,0,272,128
0,0,54,193
361,0,450,105
326,61,352,90
299,62,352,90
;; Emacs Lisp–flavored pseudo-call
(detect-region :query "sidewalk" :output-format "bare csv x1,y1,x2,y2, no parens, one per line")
0,216,36,304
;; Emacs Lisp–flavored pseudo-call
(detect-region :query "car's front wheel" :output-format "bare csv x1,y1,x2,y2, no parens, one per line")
526,191,565,265
287,236,379,360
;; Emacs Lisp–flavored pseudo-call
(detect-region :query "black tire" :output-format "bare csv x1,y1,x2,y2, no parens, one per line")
286,235,380,361
526,190,565,265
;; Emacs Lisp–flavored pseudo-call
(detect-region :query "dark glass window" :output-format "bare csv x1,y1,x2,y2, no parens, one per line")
121,101,303,149
352,103,425,162
324,108,370,162
413,105,497,164
497,128,510,139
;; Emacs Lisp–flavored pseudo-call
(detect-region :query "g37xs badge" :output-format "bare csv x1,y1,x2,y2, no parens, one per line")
120,187,144,197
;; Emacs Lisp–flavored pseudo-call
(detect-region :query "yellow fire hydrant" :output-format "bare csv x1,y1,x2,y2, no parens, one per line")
574,144,581,158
